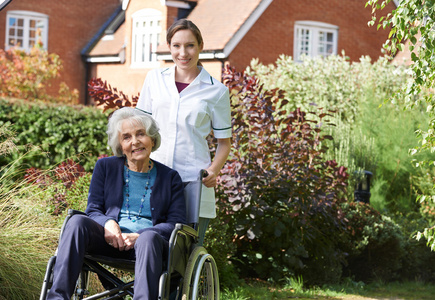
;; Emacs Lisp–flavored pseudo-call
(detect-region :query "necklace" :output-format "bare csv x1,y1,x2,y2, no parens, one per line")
125,160,152,222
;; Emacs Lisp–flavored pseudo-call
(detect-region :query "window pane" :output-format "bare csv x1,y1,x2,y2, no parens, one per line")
319,32,325,41
327,32,333,42
30,19,36,28
142,34,146,62
18,19,24,26
149,37,153,61
36,20,44,29
17,29,23,37
9,17,17,26
318,45,324,53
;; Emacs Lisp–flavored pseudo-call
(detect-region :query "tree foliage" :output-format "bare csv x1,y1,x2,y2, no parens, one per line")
0,46,78,104
366,0,435,249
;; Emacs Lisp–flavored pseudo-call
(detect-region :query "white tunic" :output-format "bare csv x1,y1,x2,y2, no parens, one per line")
136,65,232,218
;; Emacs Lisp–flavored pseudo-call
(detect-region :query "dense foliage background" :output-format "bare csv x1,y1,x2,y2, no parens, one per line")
2,45,435,299
366,0,435,250
0,98,111,171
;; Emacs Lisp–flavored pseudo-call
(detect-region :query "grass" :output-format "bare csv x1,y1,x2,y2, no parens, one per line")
0,125,59,300
219,278,435,300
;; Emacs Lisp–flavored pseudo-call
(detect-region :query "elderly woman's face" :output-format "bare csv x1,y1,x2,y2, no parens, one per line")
119,120,154,164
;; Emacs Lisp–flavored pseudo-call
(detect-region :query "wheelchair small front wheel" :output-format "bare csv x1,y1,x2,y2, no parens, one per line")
71,269,89,300
182,246,219,300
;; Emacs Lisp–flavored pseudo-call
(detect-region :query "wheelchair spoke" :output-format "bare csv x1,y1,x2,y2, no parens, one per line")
196,260,214,299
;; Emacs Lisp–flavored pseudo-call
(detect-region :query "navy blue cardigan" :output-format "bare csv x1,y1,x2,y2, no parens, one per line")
85,156,186,241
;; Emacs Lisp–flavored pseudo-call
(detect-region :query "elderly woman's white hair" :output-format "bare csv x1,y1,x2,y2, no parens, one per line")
107,107,161,157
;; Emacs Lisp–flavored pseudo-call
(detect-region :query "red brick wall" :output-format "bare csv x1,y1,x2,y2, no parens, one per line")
0,0,120,103
227,0,395,72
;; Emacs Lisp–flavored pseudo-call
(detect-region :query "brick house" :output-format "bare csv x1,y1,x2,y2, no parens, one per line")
1,0,397,104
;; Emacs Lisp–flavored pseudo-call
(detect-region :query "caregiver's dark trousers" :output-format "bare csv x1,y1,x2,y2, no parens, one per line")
46,214,168,300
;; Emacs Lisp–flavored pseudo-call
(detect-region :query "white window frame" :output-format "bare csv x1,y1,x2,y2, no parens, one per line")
131,8,162,68
294,21,338,61
5,10,49,51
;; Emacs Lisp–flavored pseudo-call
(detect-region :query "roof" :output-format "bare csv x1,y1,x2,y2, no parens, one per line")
157,0,272,60
86,0,273,62
82,6,126,63
188,0,270,54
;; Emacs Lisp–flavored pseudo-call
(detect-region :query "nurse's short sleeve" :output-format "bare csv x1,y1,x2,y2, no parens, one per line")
211,87,232,139
136,71,154,114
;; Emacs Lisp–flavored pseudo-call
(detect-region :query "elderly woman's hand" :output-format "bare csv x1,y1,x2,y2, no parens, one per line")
122,233,140,251
104,219,128,251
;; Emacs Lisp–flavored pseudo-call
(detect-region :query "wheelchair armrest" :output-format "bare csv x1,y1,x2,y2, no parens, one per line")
167,223,198,256
175,223,198,239
57,209,87,245
67,209,87,217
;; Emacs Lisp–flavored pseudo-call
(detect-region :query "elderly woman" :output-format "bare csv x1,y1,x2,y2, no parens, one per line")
47,107,186,300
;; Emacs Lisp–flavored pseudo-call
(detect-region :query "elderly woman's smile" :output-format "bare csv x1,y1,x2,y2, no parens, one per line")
119,120,154,172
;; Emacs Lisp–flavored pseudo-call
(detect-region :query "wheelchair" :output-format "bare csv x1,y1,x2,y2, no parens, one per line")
40,170,219,300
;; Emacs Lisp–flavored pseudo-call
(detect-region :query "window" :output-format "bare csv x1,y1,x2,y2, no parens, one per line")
131,9,162,68
6,11,48,51
294,21,338,61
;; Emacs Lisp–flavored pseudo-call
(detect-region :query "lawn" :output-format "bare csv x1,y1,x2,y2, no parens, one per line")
222,280,435,300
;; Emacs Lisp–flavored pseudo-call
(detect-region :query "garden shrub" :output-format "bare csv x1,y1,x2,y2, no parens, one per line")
88,78,138,112
340,202,405,282
248,54,430,215
397,212,435,282
0,98,111,172
247,54,407,123
357,86,430,213
203,215,242,290
217,65,349,285
25,159,89,218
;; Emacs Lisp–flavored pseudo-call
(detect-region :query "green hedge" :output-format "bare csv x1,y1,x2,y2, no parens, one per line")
0,98,112,171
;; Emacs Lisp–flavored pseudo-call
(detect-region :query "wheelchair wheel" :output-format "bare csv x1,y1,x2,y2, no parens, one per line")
39,256,56,300
182,246,219,300
71,269,89,300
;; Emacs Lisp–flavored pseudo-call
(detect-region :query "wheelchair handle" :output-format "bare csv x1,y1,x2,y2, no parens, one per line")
200,169,208,179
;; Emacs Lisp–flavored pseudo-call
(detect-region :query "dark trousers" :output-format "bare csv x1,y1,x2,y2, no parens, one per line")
46,215,168,300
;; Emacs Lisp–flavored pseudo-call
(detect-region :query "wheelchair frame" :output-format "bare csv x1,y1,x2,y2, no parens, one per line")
40,170,219,300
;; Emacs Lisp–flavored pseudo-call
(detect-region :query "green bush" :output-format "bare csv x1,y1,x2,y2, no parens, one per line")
218,66,349,285
0,98,111,171
247,54,407,123
204,215,242,290
247,54,431,214
340,202,405,282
